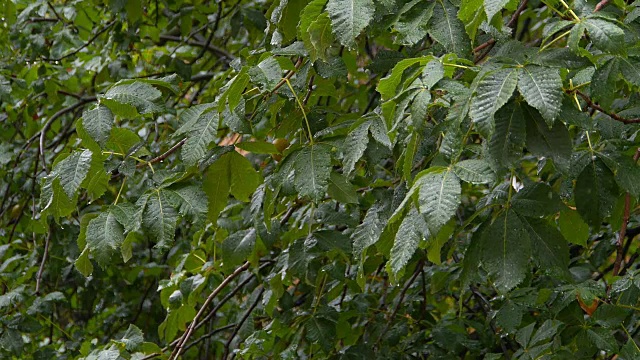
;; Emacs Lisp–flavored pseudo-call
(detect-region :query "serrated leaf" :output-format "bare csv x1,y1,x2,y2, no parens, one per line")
619,57,640,88
481,209,531,293
86,211,124,266
517,66,562,124
300,0,331,61
75,247,93,277
587,328,619,352
598,151,640,198
591,58,619,109
326,0,373,49
228,152,262,201
104,81,163,115
511,183,562,218
583,18,624,54
294,144,332,201
141,190,178,248
377,56,434,100
470,67,519,135
458,0,486,41
417,168,461,233
327,172,358,203
484,0,509,20
167,185,208,220
305,312,337,352
181,110,219,167
521,217,570,278
453,159,495,184
53,149,92,199
429,0,471,58
82,105,113,146
175,103,216,136
575,158,619,227
558,208,589,247
523,104,572,166
221,229,256,266
394,2,434,45
487,102,526,169
248,57,283,91
308,13,335,62
352,204,386,256
119,324,144,352
343,121,370,175
389,207,428,276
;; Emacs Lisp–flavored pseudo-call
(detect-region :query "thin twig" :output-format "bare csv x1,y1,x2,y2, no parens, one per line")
169,262,251,359
159,34,235,62
594,0,609,12
43,21,115,62
182,323,236,353
46,1,65,24
271,57,304,94
222,287,265,359
572,90,640,124
136,138,187,168
613,148,640,276
35,230,52,295
474,0,528,63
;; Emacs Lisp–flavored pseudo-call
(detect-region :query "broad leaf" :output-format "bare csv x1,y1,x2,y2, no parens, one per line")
294,144,332,201
517,66,562,124
575,158,619,227
86,211,124,267
82,105,113,146
453,159,495,184
487,102,526,169
481,209,531,294
469,67,518,135
417,168,461,233
326,0,374,49
429,0,471,58
389,207,428,277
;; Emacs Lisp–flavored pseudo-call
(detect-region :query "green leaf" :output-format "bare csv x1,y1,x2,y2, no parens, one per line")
428,0,471,58
103,81,163,115
75,247,93,277
598,151,640,198
300,0,330,61
481,209,531,294
307,12,335,62
389,207,428,277
305,311,337,352
618,57,640,88
394,2,434,45
235,141,278,154
343,121,370,175
248,57,283,91
377,56,434,100
40,177,76,220
203,152,262,224
517,66,563,124
558,208,589,247
327,172,358,204
326,0,374,49
82,105,114,146
458,0,486,41
294,144,332,201
591,57,619,109
521,217,570,278
511,183,562,218
181,110,219,167
175,103,216,136
587,328,619,352
575,158,619,227
523,104,572,166
52,149,93,199
484,0,509,20
352,204,386,256
417,168,461,233
221,229,256,266
86,211,125,267
583,18,624,54
140,190,178,248
118,324,144,352
453,159,495,184
167,185,208,221
470,67,519,135
487,102,526,169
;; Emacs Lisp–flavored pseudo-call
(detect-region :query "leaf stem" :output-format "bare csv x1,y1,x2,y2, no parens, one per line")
284,78,314,145
540,30,571,51
114,177,126,205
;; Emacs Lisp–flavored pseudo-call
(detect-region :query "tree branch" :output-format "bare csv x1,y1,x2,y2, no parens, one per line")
159,34,235,62
222,287,265,359
474,0,528,64
169,262,251,360
35,230,52,295
594,0,609,12
572,90,640,124
136,138,187,168
613,148,640,276
43,21,115,62
37,97,97,172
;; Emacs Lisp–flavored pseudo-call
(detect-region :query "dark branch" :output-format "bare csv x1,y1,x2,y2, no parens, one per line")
159,34,235,62
222,287,265,359
572,90,640,124
43,21,116,62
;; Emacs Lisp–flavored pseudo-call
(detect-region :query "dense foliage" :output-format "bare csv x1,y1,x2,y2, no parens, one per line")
4,0,640,358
